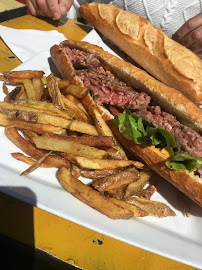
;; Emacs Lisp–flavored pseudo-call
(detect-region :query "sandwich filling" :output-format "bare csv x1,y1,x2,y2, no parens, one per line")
61,44,202,175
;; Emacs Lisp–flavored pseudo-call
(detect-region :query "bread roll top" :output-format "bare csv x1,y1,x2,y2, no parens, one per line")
79,3,202,105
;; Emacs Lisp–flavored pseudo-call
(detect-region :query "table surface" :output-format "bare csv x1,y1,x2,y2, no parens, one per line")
0,0,25,12
0,14,198,270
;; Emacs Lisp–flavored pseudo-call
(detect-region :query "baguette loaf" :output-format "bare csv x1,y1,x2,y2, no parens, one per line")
50,40,202,207
79,3,202,105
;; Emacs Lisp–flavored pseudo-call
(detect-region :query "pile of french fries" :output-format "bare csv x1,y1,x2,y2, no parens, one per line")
0,70,176,219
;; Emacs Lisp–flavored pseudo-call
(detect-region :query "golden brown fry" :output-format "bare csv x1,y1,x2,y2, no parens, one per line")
22,130,38,143
46,73,65,108
3,71,44,83
70,163,81,179
58,152,78,163
0,113,65,134
124,170,152,198
11,153,53,168
92,167,139,192
4,85,24,102
5,126,69,168
75,156,144,170
53,135,115,148
135,184,157,200
32,134,108,159
58,79,69,89
66,94,87,113
20,151,52,176
125,197,176,217
107,185,126,200
90,107,128,160
82,169,123,180
62,95,89,122
13,100,74,119
105,147,124,160
69,120,98,136
57,166,134,219
18,91,27,100
0,74,6,81
3,81,9,95
23,79,36,100
32,78,44,101
61,84,89,99
110,198,148,217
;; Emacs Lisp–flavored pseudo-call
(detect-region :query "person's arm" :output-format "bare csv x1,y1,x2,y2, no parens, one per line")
172,13,202,56
25,0,73,20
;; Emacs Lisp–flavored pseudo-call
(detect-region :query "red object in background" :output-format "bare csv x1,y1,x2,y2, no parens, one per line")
15,0,30,14
16,0,26,3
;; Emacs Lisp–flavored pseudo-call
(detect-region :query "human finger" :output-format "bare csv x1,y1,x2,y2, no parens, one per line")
180,25,202,48
188,38,202,55
59,0,73,16
172,13,202,42
26,0,47,17
46,0,62,19
25,0,37,16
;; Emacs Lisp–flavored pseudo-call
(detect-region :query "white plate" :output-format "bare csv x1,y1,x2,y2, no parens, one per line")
0,50,202,269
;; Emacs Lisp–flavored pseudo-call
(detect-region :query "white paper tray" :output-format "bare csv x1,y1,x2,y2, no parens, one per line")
0,48,202,269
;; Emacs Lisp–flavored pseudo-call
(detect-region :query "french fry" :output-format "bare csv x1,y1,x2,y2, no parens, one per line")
14,100,74,119
32,135,108,159
125,197,176,217
0,113,65,134
23,79,36,100
22,130,39,143
5,126,69,168
4,85,27,102
3,71,44,83
57,79,69,89
75,156,144,170
135,184,157,200
110,198,148,217
46,73,65,108
20,151,52,176
66,93,92,123
90,107,128,160
82,169,123,180
66,94,87,113
62,95,89,123
107,185,126,200
124,170,152,198
51,135,115,148
69,120,98,136
0,102,75,127
57,166,134,219
60,84,89,98
70,163,81,178
11,152,53,168
92,167,139,192
18,91,27,100
32,78,44,101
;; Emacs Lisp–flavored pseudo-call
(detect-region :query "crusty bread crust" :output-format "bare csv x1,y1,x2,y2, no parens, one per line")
50,40,202,207
79,3,202,105
107,121,202,207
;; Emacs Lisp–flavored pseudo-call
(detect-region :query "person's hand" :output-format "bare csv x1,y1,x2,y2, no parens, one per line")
25,0,74,20
172,13,202,56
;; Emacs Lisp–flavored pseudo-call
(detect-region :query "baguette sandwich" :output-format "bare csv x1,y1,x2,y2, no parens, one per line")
79,3,202,105
50,40,202,207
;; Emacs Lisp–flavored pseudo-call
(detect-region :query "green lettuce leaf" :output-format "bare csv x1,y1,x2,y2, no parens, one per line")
114,110,201,172
165,153,202,172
